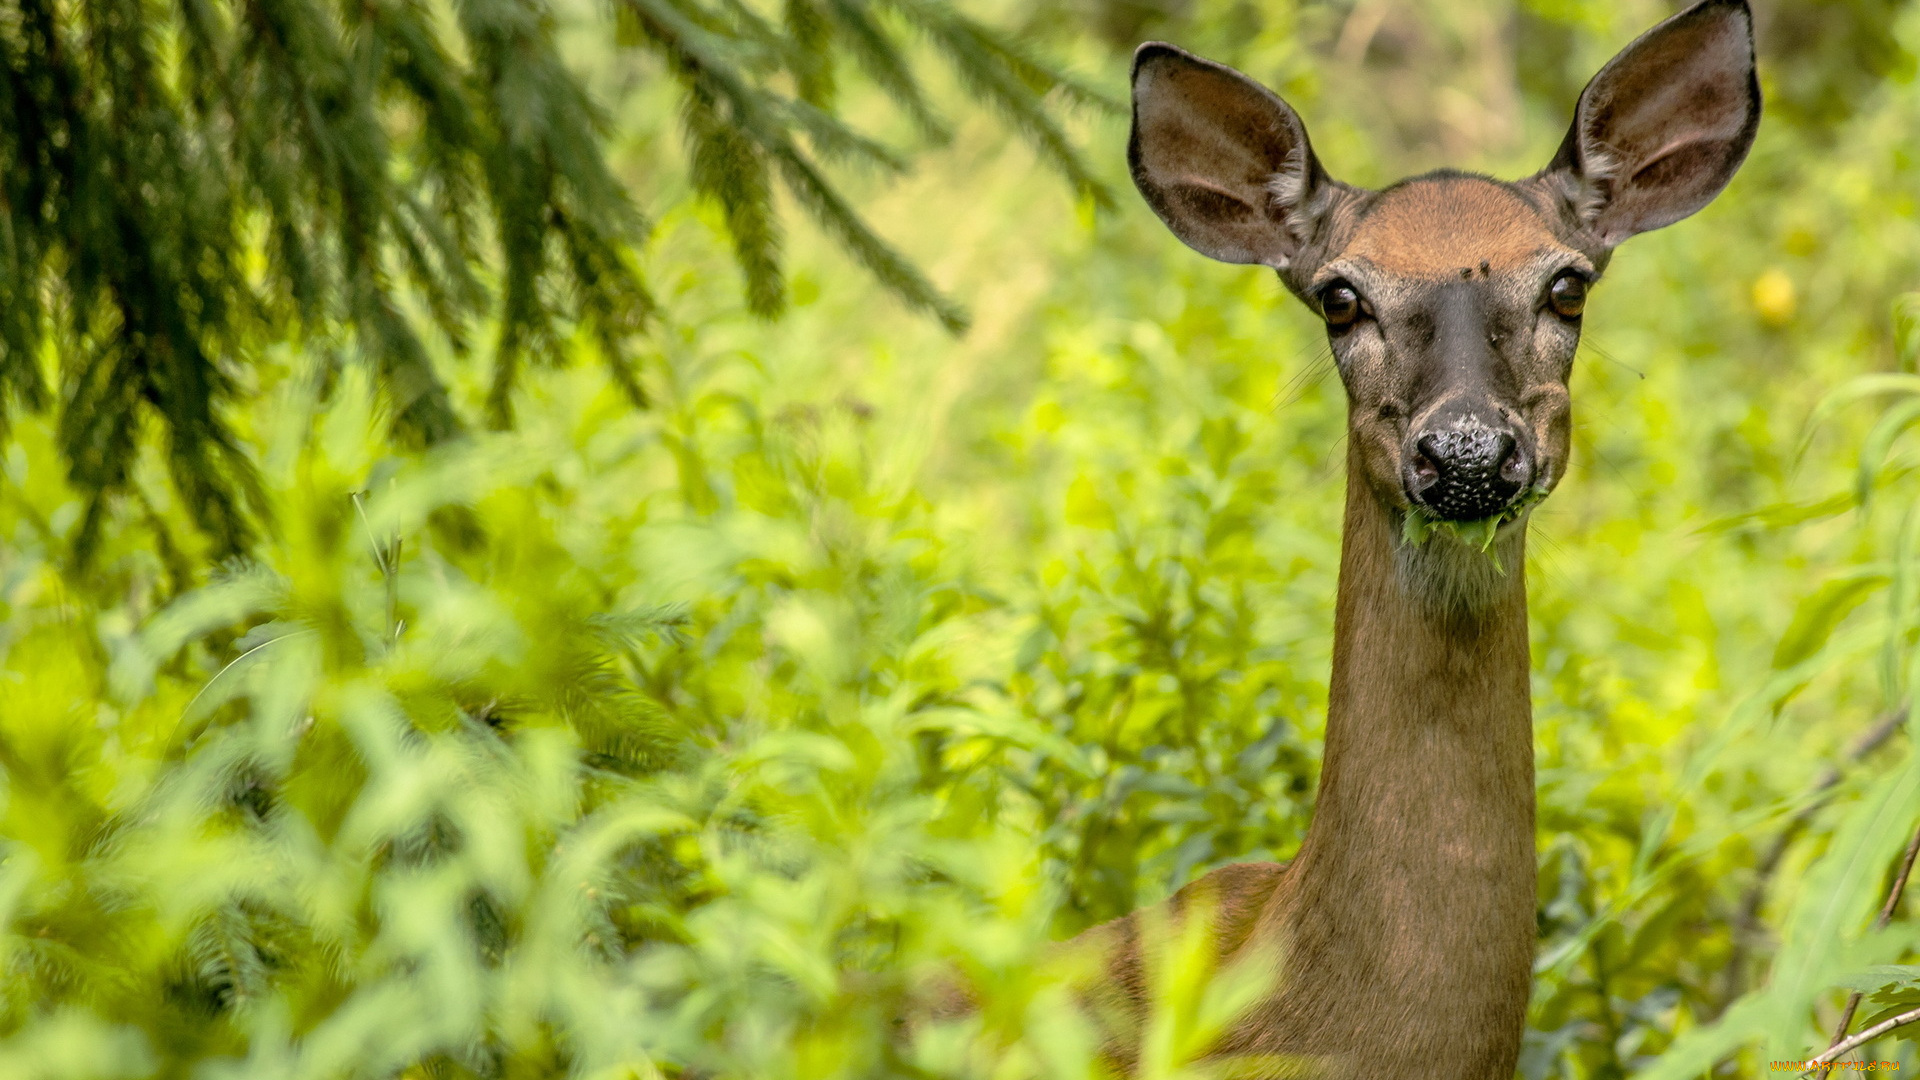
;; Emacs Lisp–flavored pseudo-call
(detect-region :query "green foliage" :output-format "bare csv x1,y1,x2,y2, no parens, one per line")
0,0,1106,558
7,1,1920,1078
631,0,1113,328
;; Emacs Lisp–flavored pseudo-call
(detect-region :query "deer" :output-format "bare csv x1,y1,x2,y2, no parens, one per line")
1062,2,1762,1077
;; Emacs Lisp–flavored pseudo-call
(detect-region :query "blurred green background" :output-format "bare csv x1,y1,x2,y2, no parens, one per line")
4,0,1920,1076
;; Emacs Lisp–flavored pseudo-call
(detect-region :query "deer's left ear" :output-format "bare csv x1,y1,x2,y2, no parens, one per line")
1129,44,1330,269
1542,0,1761,247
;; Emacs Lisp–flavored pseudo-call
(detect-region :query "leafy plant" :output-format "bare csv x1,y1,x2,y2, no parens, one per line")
2,2,1920,1079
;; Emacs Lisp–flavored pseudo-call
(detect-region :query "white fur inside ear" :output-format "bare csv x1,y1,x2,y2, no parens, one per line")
1577,142,1623,197
1546,140,1620,229
1259,143,1336,267
1265,172,1304,208
1262,146,1310,268
1578,141,1623,186
1264,144,1309,207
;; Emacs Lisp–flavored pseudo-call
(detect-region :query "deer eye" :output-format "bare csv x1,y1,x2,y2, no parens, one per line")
1547,272,1588,319
1319,280,1362,330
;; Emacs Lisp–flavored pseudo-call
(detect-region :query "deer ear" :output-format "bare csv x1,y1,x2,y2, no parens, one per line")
1543,0,1760,247
1129,44,1326,268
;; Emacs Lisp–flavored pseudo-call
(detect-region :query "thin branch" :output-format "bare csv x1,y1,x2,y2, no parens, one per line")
1827,815,1920,1047
1720,704,1910,1012
1805,1004,1920,1073
165,629,319,751
1815,707,1911,799
1876,825,1920,925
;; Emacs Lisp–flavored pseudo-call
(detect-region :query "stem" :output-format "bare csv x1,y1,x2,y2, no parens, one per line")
1721,705,1910,1013
1807,1004,1920,1074
1824,810,1920,1051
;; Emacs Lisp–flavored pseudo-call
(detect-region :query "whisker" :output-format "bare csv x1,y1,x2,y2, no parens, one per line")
1578,432,1639,488
1580,333,1645,381
1523,510,1574,597
1319,428,1351,481
1570,398,1632,445
1275,341,1336,413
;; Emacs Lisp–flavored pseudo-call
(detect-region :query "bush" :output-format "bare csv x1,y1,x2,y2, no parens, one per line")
5,1,1920,1077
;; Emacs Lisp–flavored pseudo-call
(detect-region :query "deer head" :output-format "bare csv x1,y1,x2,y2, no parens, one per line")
1129,0,1759,607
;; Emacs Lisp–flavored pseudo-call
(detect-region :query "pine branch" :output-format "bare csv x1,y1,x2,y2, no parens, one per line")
785,0,836,107
628,0,1108,329
822,0,949,141
781,98,909,172
555,204,657,409
882,0,1118,207
0,0,1101,555
679,72,786,315
766,139,970,332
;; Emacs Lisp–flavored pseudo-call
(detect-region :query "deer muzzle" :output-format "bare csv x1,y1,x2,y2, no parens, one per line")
1404,412,1534,521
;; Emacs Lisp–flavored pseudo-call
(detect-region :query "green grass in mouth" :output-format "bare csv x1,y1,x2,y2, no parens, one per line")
1400,488,1549,571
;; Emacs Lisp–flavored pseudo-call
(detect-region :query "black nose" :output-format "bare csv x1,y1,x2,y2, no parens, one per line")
1406,423,1531,521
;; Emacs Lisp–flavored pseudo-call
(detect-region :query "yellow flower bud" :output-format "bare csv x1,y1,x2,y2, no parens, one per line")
1752,268,1796,327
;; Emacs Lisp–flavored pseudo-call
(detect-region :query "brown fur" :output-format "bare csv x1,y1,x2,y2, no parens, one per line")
1075,459,1534,1080
1344,177,1570,280
1068,5,1761,1076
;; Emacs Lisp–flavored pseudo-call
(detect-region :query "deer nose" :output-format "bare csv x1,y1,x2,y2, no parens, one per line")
1405,420,1532,521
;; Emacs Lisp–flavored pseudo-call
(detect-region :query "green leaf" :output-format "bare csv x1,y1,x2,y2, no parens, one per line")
1895,292,1920,371
1801,372,1920,463
1834,964,1920,993
1858,396,1920,506
1772,573,1888,670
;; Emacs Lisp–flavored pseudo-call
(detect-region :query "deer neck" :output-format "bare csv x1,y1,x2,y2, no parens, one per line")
1265,447,1537,1076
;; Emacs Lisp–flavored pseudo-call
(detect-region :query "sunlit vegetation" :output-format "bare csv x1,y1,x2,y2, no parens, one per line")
2,1,1920,1077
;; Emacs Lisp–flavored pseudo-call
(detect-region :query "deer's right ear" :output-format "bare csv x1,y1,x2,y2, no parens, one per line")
1542,0,1761,247
1129,44,1325,268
